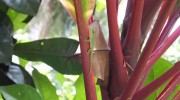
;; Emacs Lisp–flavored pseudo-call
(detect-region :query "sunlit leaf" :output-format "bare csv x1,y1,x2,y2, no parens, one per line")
32,69,58,100
0,93,3,100
55,72,66,85
59,0,96,23
59,0,76,22
145,58,173,99
7,9,27,30
14,38,82,75
96,0,106,12
2,0,41,16
0,84,42,100
19,58,28,68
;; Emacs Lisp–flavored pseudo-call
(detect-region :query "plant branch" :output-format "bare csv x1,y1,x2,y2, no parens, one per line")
133,61,180,100
121,0,133,43
173,90,180,100
74,1,97,100
122,0,144,70
121,0,177,99
141,0,164,45
137,26,180,90
156,72,180,100
154,8,180,50
106,0,128,98
100,86,109,100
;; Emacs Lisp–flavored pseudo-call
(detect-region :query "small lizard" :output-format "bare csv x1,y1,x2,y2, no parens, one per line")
86,28,95,76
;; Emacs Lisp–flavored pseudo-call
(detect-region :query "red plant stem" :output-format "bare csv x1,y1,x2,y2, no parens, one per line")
137,26,180,90
133,61,180,100
106,0,128,98
141,0,164,43
173,90,180,100
154,8,180,50
100,86,109,100
122,0,144,69
121,0,177,99
121,0,134,43
156,72,180,100
74,1,97,100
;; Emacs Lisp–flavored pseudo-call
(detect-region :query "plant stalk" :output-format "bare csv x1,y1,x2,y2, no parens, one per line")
156,72,180,100
137,26,180,90
154,8,180,50
133,61,180,99
173,90,180,100
106,0,128,98
121,0,177,99
122,0,144,69
74,0,97,100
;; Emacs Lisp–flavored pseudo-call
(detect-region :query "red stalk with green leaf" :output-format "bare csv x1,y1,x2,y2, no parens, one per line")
59,0,180,99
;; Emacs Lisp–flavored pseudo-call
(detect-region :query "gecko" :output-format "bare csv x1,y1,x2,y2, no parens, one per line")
86,28,95,76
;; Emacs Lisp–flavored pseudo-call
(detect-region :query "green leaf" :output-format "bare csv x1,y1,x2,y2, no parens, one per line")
0,13,13,64
59,0,96,23
96,0,106,12
0,84,42,100
6,63,35,87
32,69,59,100
74,74,101,100
0,69,15,86
55,72,66,85
19,58,28,68
14,38,82,75
0,93,3,100
59,0,76,22
7,9,27,30
0,1,9,13
2,0,41,16
145,58,173,99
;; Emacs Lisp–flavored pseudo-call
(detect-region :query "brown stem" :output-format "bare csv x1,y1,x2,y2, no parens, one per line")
74,1,97,100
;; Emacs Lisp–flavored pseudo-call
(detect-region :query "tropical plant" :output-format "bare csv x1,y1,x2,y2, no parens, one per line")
0,0,180,100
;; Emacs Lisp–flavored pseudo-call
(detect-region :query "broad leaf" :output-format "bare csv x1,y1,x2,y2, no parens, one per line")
59,0,96,23
6,63,35,87
2,0,41,16
32,69,58,100
0,13,13,64
59,0,76,22
74,74,102,100
14,38,82,75
145,58,173,99
0,84,42,100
